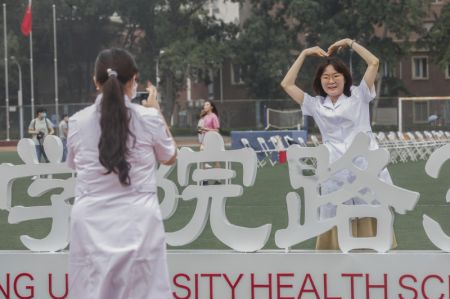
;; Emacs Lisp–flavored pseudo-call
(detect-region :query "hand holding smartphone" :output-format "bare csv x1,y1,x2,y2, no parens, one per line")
142,81,160,109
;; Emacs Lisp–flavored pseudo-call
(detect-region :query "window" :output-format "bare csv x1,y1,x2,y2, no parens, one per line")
192,68,203,84
412,56,429,80
382,62,395,78
413,101,429,123
231,64,244,85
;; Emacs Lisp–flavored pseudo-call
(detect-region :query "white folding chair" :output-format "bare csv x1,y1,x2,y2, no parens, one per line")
424,131,443,150
405,132,428,160
375,132,401,164
297,137,308,147
386,132,409,163
284,135,295,146
241,138,266,168
257,137,277,166
310,134,321,146
415,131,435,156
269,135,285,151
396,132,418,161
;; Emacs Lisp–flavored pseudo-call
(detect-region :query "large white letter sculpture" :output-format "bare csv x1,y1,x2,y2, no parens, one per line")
275,133,420,252
173,132,272,252
423,143,450,251
0,132,439,253
0,136,74,251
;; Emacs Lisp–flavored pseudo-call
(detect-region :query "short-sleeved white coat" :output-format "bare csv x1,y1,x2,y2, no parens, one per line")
302,81,392,219
66,94,175,299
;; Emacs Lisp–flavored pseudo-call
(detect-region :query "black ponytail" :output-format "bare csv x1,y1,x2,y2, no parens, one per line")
95,49,138,185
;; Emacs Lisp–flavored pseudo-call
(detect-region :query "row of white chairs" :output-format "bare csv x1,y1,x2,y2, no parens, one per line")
240,130,450,167
240,135,310,167
308,131,450,164
375,130,450,163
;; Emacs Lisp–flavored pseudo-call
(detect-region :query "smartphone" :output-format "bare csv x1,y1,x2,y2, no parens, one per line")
132,91,149,105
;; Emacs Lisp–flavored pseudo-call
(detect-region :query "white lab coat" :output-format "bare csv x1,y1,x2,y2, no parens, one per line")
302,80,392,219
66,94,175,299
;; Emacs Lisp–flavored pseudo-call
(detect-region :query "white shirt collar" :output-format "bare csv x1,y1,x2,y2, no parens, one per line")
323,93,347,109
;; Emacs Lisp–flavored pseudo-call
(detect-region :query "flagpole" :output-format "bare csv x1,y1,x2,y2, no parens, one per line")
53,4,59,124
3,3,10,141
29,29,34,119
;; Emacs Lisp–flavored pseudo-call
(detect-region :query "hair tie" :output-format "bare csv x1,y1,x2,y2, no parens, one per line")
107,68,118,78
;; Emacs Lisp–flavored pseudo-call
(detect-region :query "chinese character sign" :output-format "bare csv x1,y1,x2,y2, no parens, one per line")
172,132,272,252
0,136,74,252
423,143,450,251
1,132,448,253
275,133,420,252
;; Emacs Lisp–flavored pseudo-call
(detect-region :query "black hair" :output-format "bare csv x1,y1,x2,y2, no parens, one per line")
36,108,46,115
312,57,352,97
95,48,138,186
205,100,219,118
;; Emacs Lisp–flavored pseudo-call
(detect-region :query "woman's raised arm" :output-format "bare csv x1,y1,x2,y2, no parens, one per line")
281,46,328,105
328,38,379,89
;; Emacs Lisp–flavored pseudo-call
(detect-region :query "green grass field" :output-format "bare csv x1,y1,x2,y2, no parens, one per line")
1,150,450,250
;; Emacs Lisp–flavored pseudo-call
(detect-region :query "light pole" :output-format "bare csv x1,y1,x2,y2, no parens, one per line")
11,56,24,139
156,49,165,90
3,4,10,141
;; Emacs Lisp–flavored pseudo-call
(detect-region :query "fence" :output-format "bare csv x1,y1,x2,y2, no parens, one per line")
1,96,440,140
0,103,90,140
0,99,303,140
174,99,303,130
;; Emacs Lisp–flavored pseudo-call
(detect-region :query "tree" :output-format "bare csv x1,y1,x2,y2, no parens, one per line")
235,0,430,123
0,0,117,106
232,1,294,99
419,3,450,70
111,0,238,122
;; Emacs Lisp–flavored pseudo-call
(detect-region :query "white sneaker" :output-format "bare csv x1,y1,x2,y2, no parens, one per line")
204,163,213,169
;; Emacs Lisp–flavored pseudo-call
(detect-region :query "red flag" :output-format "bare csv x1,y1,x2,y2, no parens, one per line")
21,0,32,37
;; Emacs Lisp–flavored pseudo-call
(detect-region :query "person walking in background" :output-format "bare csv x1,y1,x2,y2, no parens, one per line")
281,38,395,250
199,100,221,183
66,48,176,299
58,114,69,162
28,108,55,162
199,100,220,141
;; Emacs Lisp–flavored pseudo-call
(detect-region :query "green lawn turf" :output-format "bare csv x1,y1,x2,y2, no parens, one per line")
1,150,450,250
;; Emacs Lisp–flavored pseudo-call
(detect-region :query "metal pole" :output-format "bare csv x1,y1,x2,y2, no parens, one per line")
219,66,223,102
156,58,159,89
3,4,10,141
398,97,403,132
53,4,59,124
11,57,23,139
186,64,192,104
30,30,35,119
156,50,164,101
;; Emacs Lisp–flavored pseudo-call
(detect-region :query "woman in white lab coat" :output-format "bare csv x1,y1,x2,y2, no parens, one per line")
281,38,394,249
66,48,177,298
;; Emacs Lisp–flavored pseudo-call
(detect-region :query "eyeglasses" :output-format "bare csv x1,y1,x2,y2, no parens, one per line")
321,73,343,81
